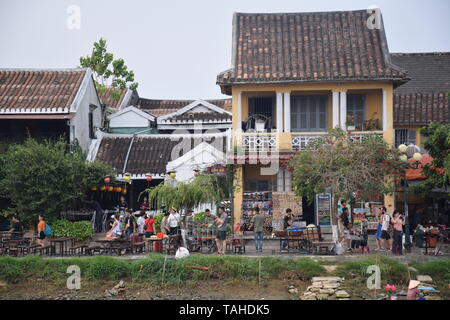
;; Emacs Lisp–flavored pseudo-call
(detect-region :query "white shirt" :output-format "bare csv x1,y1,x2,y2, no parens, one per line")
381,214,391,231
167,213,179,228
137,216,146,234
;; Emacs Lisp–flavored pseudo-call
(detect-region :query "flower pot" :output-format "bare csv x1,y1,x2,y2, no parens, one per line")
389,294,398,300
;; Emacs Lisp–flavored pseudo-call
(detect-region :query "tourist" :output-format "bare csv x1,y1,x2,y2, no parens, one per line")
137,211,146,236
407,280,422,300
215,207,228,255
374,207,385,251
9,215,23,234
37,215,46,248
124,209,135,239
360,213,369,253
340,207,351,251
167,208,180,235
144,212,156,238
117,196,128,214
160,212,170,235
392,210,405,255
281,209,293,250
139,196,150,211
380,209,391,251
203,209,216,227
107,215,122,238
250,207,266,252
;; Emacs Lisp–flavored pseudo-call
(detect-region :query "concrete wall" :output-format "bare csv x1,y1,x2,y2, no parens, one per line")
109,109,150,128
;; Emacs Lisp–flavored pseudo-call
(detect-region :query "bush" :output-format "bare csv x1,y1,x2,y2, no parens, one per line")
52,219,94,241
413,259,450,284
85,256,131,280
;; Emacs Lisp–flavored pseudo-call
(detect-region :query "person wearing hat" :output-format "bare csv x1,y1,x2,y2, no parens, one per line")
407,280,422,300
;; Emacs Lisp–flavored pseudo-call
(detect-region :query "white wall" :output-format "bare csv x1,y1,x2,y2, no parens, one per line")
70,78,103,153
109,110,150,128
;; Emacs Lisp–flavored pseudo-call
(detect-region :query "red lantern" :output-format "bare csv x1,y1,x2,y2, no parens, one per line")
116,187,122,193
108,186,114,192
146,175,153,182
104,176,111,184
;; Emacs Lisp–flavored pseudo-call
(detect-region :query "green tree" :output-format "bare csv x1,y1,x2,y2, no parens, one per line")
0,139,115,226
80,38,138,101
290,129,404,222
413,122,450,194
146,174,226,213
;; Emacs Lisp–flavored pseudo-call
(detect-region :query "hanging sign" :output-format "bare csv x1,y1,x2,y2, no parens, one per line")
207,164,227,177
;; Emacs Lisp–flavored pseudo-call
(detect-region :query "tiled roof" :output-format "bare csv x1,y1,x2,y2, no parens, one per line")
165,112,232,123
217,10,408,94
392,53,450,125
99,87,128,109
0,68,87,113
136,98,232,116
96,135,228,175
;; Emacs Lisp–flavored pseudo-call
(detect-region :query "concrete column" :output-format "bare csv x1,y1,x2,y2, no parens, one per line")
283,92,291,133
284,169,292,192
237,91,242,133
332,91,340,129
277,169,284,192
339,91,347,129
276,92,283,133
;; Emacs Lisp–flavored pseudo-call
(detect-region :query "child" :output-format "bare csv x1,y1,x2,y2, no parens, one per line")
407,280,422,300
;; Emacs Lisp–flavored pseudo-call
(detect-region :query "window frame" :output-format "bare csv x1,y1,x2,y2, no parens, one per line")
346,94,366,129
290,95,328,132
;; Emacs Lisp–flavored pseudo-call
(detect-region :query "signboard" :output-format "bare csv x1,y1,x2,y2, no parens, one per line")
207,164,227,177
316,194,332,227
272,192,302,219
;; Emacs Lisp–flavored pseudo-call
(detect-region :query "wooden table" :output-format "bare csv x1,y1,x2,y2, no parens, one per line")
198,236,217,253
49,237,75,256
94,237,131,254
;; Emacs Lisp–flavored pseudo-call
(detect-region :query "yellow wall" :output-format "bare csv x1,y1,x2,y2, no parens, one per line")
394,125,424,147
231,81,397,221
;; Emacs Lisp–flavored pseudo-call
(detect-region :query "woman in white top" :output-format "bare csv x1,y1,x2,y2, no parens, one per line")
137,211,146,236
107,215,122,238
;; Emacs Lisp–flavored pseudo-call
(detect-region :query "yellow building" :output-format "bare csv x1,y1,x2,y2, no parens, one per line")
216,10,411,228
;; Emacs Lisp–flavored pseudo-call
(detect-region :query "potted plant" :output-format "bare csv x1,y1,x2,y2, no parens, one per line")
385,284,397,300
346,115,356,131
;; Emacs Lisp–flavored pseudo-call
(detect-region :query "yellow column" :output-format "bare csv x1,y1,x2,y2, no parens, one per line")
233,165,244,225
383,85,395,210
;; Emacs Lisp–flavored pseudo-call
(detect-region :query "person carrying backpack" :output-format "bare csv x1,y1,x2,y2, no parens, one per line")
37,215,48,248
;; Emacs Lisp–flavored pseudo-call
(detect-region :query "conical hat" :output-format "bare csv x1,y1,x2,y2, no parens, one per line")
409,280,420,289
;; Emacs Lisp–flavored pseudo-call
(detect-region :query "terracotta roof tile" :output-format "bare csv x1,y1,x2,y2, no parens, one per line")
392,53,450,125
217,10,408,94
0,69,87,113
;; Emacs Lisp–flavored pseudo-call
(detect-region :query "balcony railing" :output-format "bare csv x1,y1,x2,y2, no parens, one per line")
292,131,384,151
241,133,277,151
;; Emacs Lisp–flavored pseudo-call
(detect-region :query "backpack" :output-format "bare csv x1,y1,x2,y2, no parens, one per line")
44,223,53,236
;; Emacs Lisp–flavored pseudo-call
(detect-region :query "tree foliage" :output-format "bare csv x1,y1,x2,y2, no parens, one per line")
79,38,138,101
146,174,226,212
413,122,450,194
290,129,404,217
0,139,115,226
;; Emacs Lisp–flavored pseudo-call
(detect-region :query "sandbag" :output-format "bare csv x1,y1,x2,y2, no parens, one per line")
175,247,190,259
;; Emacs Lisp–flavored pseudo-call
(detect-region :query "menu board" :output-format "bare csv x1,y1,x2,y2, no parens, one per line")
272,192,302,219
316,194,332,227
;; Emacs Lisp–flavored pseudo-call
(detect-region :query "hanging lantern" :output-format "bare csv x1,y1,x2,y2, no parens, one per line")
116,187,122,193
121,188,127,195
91,187,98,191
169,171,176,179
145,173,153,182
104,176,111,184
108,186,114,192
100,185,106,191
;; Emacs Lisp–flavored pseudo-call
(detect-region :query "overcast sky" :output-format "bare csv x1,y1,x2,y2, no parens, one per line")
1,0,449,100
